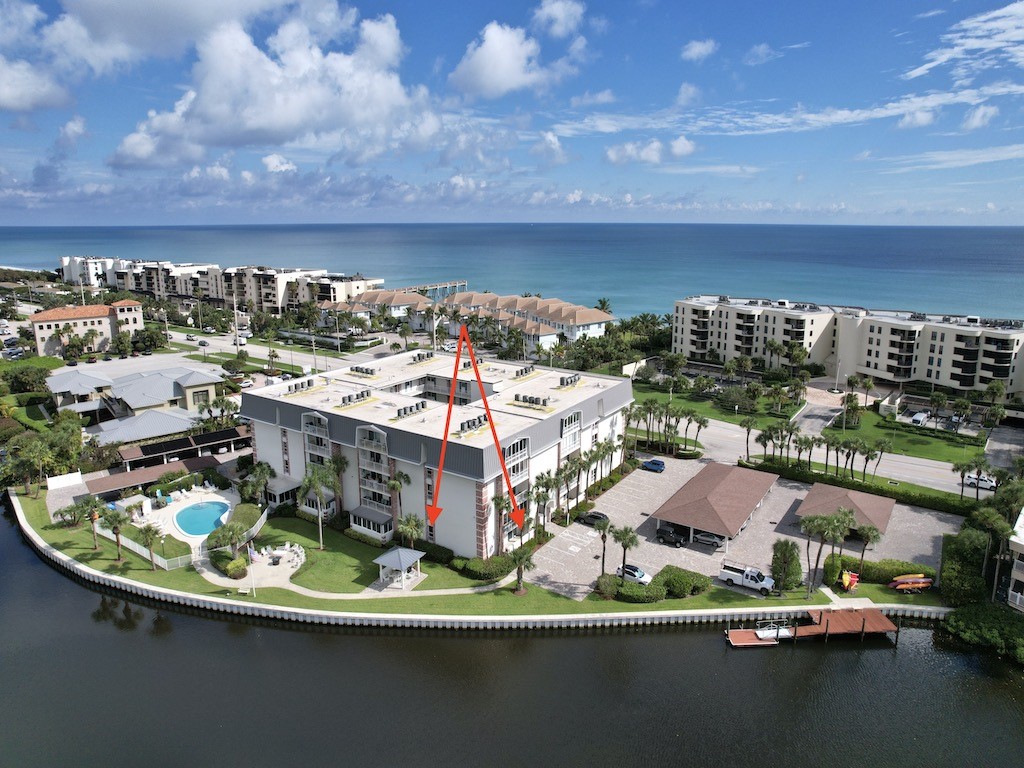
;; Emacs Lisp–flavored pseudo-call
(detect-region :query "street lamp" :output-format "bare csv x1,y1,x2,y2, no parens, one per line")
161,536,166,558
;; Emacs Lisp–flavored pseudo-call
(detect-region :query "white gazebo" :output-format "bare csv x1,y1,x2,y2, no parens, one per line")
372,547,425,590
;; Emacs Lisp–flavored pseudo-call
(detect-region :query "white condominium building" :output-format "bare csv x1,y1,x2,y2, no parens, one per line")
673,294,1024,397
240,350,632,558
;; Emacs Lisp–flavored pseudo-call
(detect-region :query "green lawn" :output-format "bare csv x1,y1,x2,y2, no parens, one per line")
588,362,625,377
0,356,64,374
183,352,306,375
119,523,191,558
631,381,797,429
627,427,701,451
836,581,946,606
2,394,50,432
16,489,837,615
822,409,983,464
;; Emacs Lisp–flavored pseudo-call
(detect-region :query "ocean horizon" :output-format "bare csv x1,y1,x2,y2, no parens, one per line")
1,222,1021,319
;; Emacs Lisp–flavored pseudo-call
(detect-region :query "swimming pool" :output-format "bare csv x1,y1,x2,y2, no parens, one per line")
175,501,230,537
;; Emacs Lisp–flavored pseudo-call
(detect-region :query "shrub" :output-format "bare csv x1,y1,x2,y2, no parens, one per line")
771,539,803,591
940,531,988,607
270,502,297,518
0,416,24,443
595,573,620,599
573,500,595,515
225,556,248,579
945,603,1024,666
210,550,237,576
462,555,514,580
675,449,703,460
13,391,48,407
823,556,843,588
450,557,468,572
201,467,232,490
342,527,386,548
157,468,189,484
236,454,254,473
652,565,712,598
747,459,979,516
616,581,667,603
407,538,454,565
824,553,936,584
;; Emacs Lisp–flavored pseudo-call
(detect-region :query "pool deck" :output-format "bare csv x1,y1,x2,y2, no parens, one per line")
131,488,241,546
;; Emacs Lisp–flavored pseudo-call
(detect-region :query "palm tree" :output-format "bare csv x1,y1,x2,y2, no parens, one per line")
299,462,341,551
387,470,412,519
611,525,639,582
860,444,878,481
872,438,892,479
493,494,512,553
139,523,161,570
986,379,1006,405
800,514,829,592
968,456,992,500
595,517,611,575
244,461,277,505
397,513,425,548
100,509,131,562
951,460,971,499
266,347,280,374
765,338,785,370
794,435,814,469
595,297,612,313
767,384,787,414
509,544,536,594
692,415,709,449
740,417,759,461
929,391,948,425
856,524,882,575
861,376,875,406
220,522,247,557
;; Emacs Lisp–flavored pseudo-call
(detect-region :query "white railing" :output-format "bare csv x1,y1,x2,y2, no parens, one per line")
360,478,389,494
359,438,385,450
1008,591,1024,612
361,459,388,473
96,526,182,570
360,498,392,513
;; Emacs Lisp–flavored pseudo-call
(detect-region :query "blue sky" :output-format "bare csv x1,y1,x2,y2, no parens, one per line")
1,0,1023,225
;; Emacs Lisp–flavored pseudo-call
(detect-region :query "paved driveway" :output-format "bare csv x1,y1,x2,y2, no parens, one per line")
528,457,965,600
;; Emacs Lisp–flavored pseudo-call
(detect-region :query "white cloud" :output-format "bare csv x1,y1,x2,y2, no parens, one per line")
743,43,782,66
654,164,762,177
676,82,700,106
0,0,45,49
680,38,718,63
904,2,1024,84
262,153,297,172
962,104,999,130
897,109,936,128
530,131,568,164
0,54,67,111
112,13,438,168
449,23,547,98
669,135,696,157
885,143,1024,172
565,188,583,204
532,0,585,38
606,139,663,164
570,88,614,107
915,9,946,20
449,21,584,99
59,115,87,146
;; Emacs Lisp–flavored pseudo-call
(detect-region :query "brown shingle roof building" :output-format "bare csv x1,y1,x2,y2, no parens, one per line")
652,462,779,540
795,483,895,533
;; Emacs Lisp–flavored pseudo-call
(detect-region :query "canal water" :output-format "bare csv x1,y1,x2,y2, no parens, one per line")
2,506,1022,767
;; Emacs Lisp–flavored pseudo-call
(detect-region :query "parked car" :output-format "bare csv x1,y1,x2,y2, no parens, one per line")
911,411,930,426
186,334,197,341
578,511,609,527
239,379,254,389
693,530,726,548
720,561,774,595
198,339,210,347
965,473,997,491
203,326,216,333
656,524,687,547
616,564,653,586
642,459,666,472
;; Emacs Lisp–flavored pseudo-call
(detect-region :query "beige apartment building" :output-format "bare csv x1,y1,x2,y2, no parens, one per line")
29,300,143,357
672,295,1023,397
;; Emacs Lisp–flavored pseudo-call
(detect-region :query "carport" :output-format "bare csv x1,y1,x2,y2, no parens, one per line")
651,462,779,554
794,483,895,533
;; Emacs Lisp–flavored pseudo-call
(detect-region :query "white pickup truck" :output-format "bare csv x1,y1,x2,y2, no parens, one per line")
719,561,775,596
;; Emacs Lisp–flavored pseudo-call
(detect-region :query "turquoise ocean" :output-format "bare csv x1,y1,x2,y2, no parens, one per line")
0,223,1020,319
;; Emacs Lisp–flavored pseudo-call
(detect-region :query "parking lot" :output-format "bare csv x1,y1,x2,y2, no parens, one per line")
526,456,963,600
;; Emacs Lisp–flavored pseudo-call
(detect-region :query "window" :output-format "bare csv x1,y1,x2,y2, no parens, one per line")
193,390,210,407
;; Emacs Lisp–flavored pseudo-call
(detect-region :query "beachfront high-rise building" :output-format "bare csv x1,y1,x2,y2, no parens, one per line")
672,295,1024,397
240,351,631,558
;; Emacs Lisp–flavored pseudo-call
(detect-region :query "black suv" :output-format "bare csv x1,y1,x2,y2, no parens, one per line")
656,525,687,547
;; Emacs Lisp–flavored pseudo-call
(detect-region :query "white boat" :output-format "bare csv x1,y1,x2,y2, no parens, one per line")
754,620,794,640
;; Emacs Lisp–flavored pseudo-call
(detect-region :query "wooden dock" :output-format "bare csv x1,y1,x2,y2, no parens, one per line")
726,607,899,648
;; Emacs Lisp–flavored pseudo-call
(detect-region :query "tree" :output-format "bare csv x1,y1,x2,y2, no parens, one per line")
692,415,709,448
768,384,787,414
952,398,972,433
100,509,131,562
387,469,412,520
861,376,875,406
509,544,536,595
266,347,280,374
800,514,829,593
397,513,425,548
299,462,341,551
950,461,971,499
595,297,612,313
872,438,892,479
794,435,814,470
139,523,161,570
220,522,247,557
968,456,992,501
740,417,759,461
242,461,276,504
771,539,802,591
398,322,412,350
986,379,1006,404
611,525,639,582
55,495,103,528
856,524,882,575
787,342,808,375
595,517,611,575
766,338,785,370
929,391,948,425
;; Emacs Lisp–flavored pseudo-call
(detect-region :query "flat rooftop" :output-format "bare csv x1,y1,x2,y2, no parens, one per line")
680,294,1023,330
249,351,625,447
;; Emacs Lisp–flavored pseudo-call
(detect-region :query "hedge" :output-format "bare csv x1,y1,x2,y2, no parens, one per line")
616,581,668,603
824,553,936,585
595,573,619,599
209,550,247,579
652,565,712,598
461,554,514,580
202,467,232,490
396,538,454,565
885,417,986,447
13,391,48,407
939,530,988,607
945,603,1024,666
745,459,978,516
270,502,297,518
343,527,386,548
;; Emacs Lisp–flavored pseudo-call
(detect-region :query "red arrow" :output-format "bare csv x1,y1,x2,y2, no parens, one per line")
425,326,467,525
426,325,525,530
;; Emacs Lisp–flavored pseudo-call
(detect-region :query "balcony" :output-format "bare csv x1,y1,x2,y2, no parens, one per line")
980,363,1011,378
303,424,328,438
951,359,977,374
954,347,980,361
886,364,912,380
360,497,392,514
950,373,976,388
1009,590,1024,613
359,438,386,450
360,478,389,495
887,352,914,365
984,338,1013,351
361,458,388,474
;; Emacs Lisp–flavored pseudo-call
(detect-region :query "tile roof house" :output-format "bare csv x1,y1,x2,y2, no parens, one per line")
29,301,143,357
795,483,896,533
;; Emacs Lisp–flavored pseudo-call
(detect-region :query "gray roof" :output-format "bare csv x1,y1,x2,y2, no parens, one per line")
373,547,425,570
47,369,112,396
110,367,221,410
352,505,392,525
86,407,197,445
59,400,104,413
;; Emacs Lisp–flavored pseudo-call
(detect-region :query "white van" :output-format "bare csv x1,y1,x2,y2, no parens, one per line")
237,337,247,346
442,341,458,353
911,411,929,426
